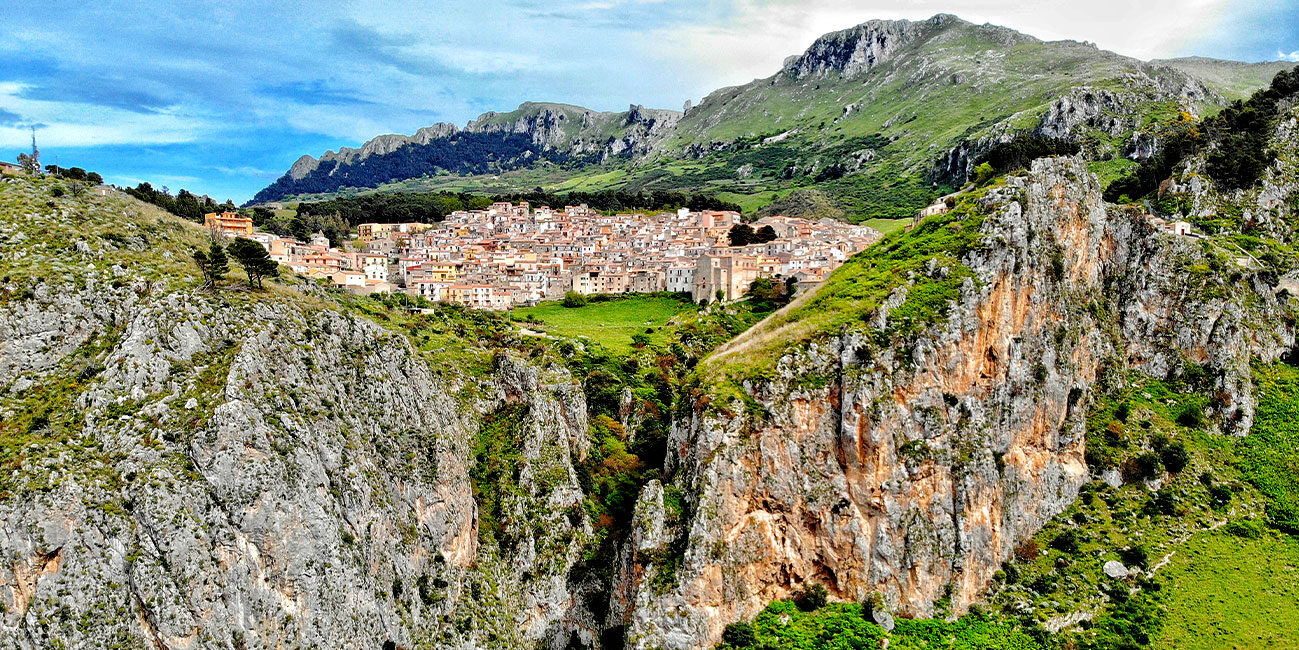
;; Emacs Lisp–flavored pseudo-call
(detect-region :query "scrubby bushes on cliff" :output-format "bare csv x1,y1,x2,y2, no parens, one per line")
1104,65,1299,201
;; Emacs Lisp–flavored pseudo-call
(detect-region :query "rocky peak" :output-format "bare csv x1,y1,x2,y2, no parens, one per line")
782,14,959,80
288,154,320,180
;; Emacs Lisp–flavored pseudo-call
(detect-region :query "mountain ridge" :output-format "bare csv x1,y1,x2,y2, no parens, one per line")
251,14,1293,219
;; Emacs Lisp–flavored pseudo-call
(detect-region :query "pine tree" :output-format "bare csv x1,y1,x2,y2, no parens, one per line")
193,242,228,288
227,237,278,289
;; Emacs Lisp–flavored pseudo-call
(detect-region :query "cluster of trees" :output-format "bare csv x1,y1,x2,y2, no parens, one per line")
974,134,1081,178
192,238,278,289
1105,66,1299,201
745,276,797,312
44,165,104,185
254,208,350,248
296,191,494,224
251,132,586,203
125,182,233,223
493,188,742,213
727,223,777,247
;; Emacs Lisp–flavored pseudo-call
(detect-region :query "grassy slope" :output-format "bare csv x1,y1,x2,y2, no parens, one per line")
263,21,1286,221
511,295,697,355
1153,58,1299,101
1152,530,1299,650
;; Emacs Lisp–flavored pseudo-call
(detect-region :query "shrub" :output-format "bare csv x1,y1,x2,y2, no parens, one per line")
1049,530,1080,555
795,583,829,611
1224,518,1266,539
1014,539,1041,562
1126,453,1163,482
1159,441,1190,473
1176,404,1207,428
561,291,587,308
721,622,757,647
1119,546,1148,569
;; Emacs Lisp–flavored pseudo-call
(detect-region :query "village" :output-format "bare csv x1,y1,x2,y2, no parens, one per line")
204,201,884,309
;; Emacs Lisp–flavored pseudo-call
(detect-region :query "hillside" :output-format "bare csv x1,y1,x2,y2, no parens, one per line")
2,66,1299,650
251,14,1290,222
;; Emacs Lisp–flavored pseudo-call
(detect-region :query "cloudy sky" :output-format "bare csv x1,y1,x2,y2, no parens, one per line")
3,0,1297,202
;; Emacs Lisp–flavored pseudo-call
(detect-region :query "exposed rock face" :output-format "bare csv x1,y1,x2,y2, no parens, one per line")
0,272,595,648
783,15,953,80
616,157,1295,648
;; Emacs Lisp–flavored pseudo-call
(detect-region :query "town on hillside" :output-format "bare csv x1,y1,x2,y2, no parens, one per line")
205,202,883,309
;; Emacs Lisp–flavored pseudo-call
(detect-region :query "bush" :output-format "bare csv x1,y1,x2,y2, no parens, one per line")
1159,441,1190,473
1049,530,1080,555
1127,453,1163,482
721,622,757,647
1119,546,1149,569
795,583,829,611
1176,405,1207,428
561,291,587,308
1014,539,1041,562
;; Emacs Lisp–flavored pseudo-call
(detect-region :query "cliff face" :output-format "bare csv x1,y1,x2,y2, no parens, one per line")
0,182,601,648
615,157,1294,648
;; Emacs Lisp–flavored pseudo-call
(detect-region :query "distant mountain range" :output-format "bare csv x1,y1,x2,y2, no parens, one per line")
251,14,1295,220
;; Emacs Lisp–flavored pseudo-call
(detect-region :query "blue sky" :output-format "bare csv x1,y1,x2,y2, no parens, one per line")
2,0,1297,203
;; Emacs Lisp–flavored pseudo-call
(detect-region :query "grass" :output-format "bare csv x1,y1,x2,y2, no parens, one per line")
1152,529,1299,650
706,186,990,381
511,294,697,355
861,217,911,234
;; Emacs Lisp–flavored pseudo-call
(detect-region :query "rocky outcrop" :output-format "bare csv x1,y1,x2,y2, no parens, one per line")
782,15,955,80
615,157,1296,648
0,275,596,647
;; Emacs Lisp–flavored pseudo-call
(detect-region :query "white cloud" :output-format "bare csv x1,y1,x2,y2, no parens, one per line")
1280,49,1299,62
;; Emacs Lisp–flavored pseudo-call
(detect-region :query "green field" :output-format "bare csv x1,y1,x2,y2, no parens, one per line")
862,217,911,234
1154,530,1299,649
511,295,697,354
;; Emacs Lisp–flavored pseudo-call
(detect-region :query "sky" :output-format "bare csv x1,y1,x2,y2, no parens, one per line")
2,0,1297,203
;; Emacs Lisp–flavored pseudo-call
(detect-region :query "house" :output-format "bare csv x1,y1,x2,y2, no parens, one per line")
0,161,26,176
204,211,254,236
1171,221,1192,236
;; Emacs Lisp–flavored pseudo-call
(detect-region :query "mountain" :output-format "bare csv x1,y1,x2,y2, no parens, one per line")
3,68,1298,648
252,102,682,203
251,14,1291,222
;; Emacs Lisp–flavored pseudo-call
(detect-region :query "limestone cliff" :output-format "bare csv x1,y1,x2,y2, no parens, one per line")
0,180,600,648
614,157,1295,648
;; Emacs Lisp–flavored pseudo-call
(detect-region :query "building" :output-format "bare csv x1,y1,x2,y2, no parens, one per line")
204,211,254,236
692,254,759,303
0,161,26,176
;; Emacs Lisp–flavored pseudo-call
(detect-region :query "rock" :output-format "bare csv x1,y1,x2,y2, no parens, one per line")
1103,560,1129,579
872,610,896,632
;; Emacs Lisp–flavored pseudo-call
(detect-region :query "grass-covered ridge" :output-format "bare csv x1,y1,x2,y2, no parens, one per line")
706,184,990,382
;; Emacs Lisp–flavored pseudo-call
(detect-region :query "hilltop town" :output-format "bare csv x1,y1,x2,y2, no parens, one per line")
207,202,882,309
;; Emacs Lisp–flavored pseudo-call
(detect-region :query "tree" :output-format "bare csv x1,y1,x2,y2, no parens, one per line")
973,162,995,186
728,224,755,247
561,291,587,308
193,242,229,288
227,237,278,289
754,225,777,243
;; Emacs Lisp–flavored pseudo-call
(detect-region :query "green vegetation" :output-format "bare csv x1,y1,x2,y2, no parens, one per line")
511,294,696,355
1152,529,1299,650
716,601,1043,650
192,241,229,289
227,237,279,289
470,403,529,550
1238,363,1299,533
708,187,989,379
1106,66,1299,201
125,181,234,222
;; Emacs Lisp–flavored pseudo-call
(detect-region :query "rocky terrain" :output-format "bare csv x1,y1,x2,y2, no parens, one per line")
3,62,1299,650
612,152,1298,647
252,14,1289,223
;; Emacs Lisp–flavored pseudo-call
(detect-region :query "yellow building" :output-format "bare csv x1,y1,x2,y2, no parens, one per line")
204,211,254,236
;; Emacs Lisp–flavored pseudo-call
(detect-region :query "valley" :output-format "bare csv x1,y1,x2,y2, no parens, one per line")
1,8,1299,650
